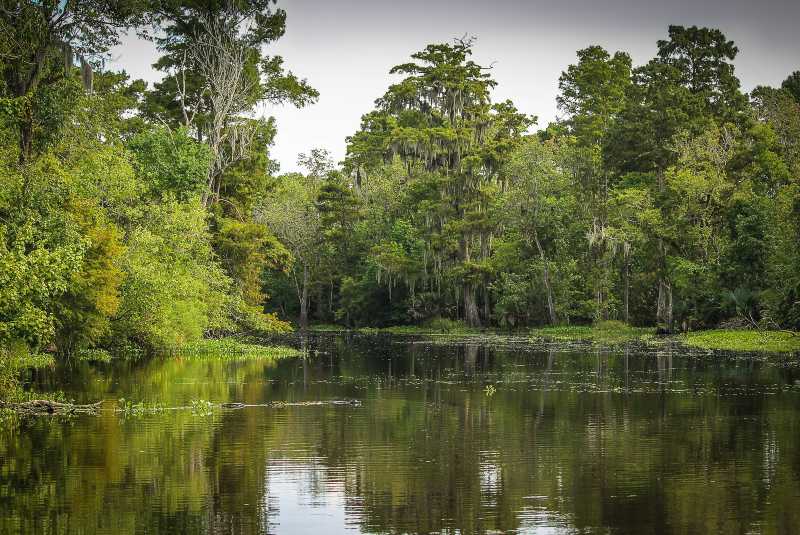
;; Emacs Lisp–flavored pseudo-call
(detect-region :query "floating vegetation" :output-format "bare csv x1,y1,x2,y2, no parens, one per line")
530,321,654,345
116,398,166,416
484,384,497,396
682,329,800,354
190,399,215,416
114,398,362,417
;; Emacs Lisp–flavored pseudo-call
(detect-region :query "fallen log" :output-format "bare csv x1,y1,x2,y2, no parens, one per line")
221,399,362,409
0,399,103,415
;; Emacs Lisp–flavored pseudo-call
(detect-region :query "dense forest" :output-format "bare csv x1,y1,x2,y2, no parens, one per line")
2,1,799,362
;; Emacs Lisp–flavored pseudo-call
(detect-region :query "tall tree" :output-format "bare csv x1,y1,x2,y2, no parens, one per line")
605,26,746,331
557,46,631,147
257,173,321,328
347,40,532,326
656,25,747,124
0,0,148,161
145,0,317,206
557,46,631,319
780,71,800,104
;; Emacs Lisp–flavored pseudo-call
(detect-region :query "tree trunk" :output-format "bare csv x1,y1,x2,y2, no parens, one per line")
18,117,33,164
482,285,490,325
464,282,481,328
460,236,481,328
656,277,673,334
655,238,672,334
533,230,557,325
624,254,630,324
299,265,309,329
315,287,324,321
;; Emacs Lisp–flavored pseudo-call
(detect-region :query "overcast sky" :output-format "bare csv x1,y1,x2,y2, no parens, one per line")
110,0,800,173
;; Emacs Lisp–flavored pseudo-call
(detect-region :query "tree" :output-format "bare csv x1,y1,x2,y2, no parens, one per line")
502,138,574,324
605,26,746,331
557,46,631,147
144,0,317,206
780,71,800,103
347,40,532,326
258,173,321,328
655,25,747,124
556,47,632,319
127,126,212,200
115,200,234,348
0,0,148,161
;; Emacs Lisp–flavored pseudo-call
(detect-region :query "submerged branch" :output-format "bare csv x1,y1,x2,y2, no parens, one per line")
0,400,103,415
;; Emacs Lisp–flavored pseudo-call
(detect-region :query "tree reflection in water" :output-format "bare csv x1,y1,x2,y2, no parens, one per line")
1,333,799,534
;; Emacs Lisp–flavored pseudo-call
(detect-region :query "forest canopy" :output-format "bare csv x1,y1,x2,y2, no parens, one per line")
1,2,799,363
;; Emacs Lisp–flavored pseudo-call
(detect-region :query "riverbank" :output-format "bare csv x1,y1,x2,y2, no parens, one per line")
309,321,800,354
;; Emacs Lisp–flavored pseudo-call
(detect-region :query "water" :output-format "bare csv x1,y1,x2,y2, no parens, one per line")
2,333,799,534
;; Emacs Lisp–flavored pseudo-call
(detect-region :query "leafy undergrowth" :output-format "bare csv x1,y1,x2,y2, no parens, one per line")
530,321,653,344
165,337,301,360
75,348,112,363
682,329,800,353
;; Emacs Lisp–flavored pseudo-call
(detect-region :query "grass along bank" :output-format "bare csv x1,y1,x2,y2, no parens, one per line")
681,329,800,353
310,320,800,354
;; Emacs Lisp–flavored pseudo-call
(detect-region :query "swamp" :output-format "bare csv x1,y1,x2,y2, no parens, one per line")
2,333,799,534
2,2,800,533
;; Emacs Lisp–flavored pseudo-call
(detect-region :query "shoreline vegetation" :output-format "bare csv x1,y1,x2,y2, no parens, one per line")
308,320,800,354
3,326,797,414
3,7,800,412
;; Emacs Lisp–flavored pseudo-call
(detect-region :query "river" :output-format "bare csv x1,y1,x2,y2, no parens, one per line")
1,333,799,534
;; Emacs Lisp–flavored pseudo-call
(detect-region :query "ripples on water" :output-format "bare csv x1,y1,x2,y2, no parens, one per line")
1,333,799,534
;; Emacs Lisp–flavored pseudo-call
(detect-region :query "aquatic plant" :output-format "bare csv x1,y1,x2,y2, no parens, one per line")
682,329,800,354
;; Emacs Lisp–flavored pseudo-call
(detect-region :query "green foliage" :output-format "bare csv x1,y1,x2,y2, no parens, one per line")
54,203,125,354
0,343,55,400
531,321,653,344
682,329,800,353
114,200,233,349
213,216,290,306
75,348,112,363
127,127,212,200
780,71,800,103
116,398,166,416
3,19,800,362
0,1,149,161
0,156,90,352
557,46,631,146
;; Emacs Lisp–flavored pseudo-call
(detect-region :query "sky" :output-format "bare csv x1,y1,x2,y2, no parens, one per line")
110,0,800,173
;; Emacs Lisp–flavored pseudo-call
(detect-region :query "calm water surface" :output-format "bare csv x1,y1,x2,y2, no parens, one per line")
2,333,800,534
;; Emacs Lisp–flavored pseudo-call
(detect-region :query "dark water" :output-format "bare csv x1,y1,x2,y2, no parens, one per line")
2,334,800,534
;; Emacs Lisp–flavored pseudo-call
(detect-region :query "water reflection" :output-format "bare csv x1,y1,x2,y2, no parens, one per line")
1,333,799,534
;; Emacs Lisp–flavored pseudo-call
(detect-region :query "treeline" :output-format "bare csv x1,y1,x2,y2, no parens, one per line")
1,1,315,358
262,29,800,332
1,3,799,363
